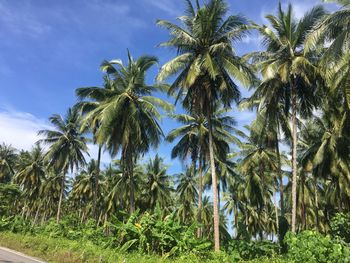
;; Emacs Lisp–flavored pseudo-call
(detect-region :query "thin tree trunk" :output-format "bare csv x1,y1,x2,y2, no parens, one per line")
129,157,135,214
274,196,279,235
291,78,298,233
314,177,319,231
207,113,220,251
41,210,47,225
56,176,65,224
93,144,102,219
301,175,306,230
197,156,203,238
33,205,40,226
276,135,284,216
234,206,238,238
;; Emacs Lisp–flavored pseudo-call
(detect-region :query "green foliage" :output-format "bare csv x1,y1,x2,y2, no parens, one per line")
0,183,20,216
285,231,350,263
228,240,279,260
0,216,32,233
331,213,350,244
111,210,211,256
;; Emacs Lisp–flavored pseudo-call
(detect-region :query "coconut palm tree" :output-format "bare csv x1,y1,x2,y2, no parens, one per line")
250,3,326,232
306,0,350,60
157,0,255,250
241,89,291,216
38,107,88,223
86,52,172,214
14,144,46,217
0,143,17,183
39,169,66,221
167,112,207,236
145,154,173,211
70,160,100,221
75,75,115,218
176,166,198,224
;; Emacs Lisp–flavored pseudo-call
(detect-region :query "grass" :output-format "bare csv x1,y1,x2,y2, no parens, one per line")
0,232,288,263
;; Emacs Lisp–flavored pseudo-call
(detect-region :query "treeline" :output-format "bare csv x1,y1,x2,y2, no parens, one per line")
0,0,350,254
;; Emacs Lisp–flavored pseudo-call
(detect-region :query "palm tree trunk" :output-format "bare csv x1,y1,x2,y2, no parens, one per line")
291,78,298,233
234,205,238,238
197,156,203,238
276,135,284,216
129,157,135,214
207,113,220,251
93,144,102,220
314,177,319,231
33,204,40,226
301,175,306,230
56,176,65,224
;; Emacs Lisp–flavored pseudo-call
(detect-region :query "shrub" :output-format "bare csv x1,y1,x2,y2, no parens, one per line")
110,210,212,256
331,213,350,244
285,231,350,263
227,240,279,260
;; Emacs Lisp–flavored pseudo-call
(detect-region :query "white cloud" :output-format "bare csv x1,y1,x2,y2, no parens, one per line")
0,108,50,150
0,108,112,166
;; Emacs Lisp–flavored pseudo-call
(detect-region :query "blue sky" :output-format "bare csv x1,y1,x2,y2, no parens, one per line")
0,0,337,173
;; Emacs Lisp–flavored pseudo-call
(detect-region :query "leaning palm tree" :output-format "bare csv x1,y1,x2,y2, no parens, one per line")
86,51,172,214
38,108,88,223
250,3,326,232
157,0,255,249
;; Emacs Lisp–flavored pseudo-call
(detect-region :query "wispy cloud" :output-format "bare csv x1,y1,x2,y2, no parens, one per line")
0,106,113,167
0,1,51,39
0,108,50,150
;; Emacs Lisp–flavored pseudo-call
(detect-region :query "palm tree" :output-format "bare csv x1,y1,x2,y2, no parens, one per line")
0,143,17,183
86,51,172,214
39,169,66,221
166,113,207,236
145,154,173,211
306,0,350,60
14,144,46,219
157,0,255,250
241,92,291,216
71,160,100,221
176,166,198,224
250,3,326,232
38,108,88,223
75,75,115,218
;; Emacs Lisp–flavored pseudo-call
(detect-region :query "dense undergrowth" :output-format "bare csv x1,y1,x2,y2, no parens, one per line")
0,212,349,262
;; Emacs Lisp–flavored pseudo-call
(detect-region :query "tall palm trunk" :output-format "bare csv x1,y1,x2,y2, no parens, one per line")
197,156,203,238
122,147,135,214
129,157,135,214
301,175,306,230
56,175,65,223
207,113,220,251
291,78,298,233
276,134,284,216
314,176,319,231
93,144,102,219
